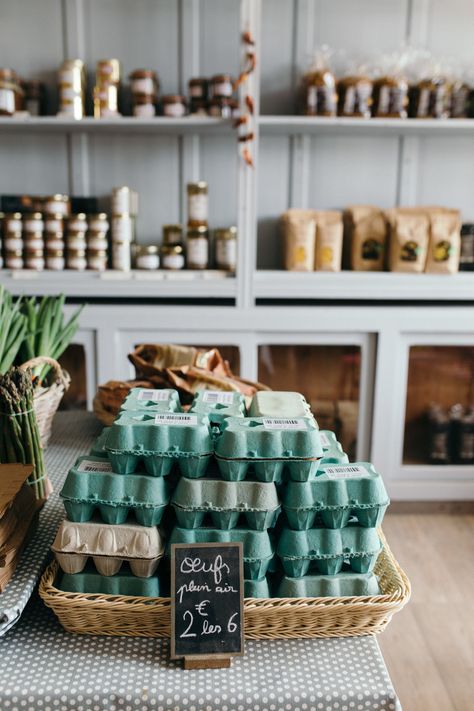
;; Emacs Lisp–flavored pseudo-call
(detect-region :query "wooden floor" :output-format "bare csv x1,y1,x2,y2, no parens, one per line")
379,513,474,711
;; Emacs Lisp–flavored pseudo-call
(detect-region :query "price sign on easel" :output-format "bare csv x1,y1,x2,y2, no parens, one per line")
170,542,244,669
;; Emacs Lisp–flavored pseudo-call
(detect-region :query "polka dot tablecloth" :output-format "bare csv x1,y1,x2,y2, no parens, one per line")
0,413,402,711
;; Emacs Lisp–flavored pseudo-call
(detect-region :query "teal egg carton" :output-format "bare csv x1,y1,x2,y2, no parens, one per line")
168,526,274,581
214,416,323,482
189,390,246,425
276,571,380,598
319,430,349,465
89,428,111,458
282,462,389,530
105,411,213,477
58,567,163,597
171,477,280,531
249,391,313,419
60,455,171,526
119,387,182,413
276,524,382,577
244,577,271,598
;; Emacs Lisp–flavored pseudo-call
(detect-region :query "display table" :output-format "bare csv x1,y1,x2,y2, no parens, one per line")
0,412,402,711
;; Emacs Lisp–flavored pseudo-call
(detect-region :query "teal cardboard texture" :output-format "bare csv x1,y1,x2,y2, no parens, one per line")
119,387,182,413
214,416,323,482
189,390,246,425
276,571,381,598
244,577,271,598
60,455,171,526
58,569,162,597
319,430,349,465
89,428,111,458
105,411,213,476
249,391,313,419
168,526,274,581
171,477,280,530
276,524,382,577
282,462,389,530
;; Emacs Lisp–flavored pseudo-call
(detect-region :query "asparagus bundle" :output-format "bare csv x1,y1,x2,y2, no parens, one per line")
0,286,27,375
0,368,47,500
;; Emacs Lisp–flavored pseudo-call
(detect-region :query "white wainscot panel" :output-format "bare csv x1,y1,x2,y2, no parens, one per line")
199,0,240,77
0,134,68,194
260,0,296,115
200,135,239,227
421,0,474,60
257,135,291,269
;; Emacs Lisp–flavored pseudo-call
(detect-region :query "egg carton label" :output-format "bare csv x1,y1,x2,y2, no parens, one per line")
137,389,172,402
202,391,235,405
263,418,307,430
324,465,369,479
77,459,114,473
319,432,330,447
154,413,198,426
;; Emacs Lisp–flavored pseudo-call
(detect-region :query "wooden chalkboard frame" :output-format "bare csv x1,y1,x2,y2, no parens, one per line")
170,542,244,665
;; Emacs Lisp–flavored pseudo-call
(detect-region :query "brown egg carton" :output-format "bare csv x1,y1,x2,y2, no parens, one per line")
51,519,165,578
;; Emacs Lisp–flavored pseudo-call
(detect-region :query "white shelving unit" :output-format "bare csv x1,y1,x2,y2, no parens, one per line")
1,0,474,500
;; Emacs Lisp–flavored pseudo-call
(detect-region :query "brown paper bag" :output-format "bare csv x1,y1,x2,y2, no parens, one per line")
314,210,343,271
280,209,316,271
345,205,387,271
425,208,461,274
386,208,429,272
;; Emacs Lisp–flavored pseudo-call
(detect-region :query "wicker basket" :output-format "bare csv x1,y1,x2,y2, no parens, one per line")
39,531,410,639
20,357,70,449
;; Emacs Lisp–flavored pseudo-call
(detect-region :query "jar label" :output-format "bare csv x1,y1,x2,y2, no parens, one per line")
187,237,208,266
154,413,198,426
112,217,133,242
136,254,160,270
216,238,237,269
6,257,23,269
202,391,235,404
46,257,65,271
262,418,307,430
134,103,156,118
163,102,186,118
323,465,369,479
131,77,155,94
162,253,185,269
4,238,23,250
137,389,172,402
188,194,208,222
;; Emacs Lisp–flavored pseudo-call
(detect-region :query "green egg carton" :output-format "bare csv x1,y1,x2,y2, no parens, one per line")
214,416,323,483
189,390,246,425
168,526,274,581
249,391,313,419
119,387,182,413
277,523,382,577
89,428,111,458
244,577,271,598
60,456,171,526
282,462,389,530
58,567,163,597
171,477,280,531
319,430,349,465
105,411,213,477
276,571,380,598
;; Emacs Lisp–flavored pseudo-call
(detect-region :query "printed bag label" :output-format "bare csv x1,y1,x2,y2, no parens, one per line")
154,413,198,426
262,418,307,430
324,465,368,479
202,391,234,405
137,389,172,402
77,459,113,473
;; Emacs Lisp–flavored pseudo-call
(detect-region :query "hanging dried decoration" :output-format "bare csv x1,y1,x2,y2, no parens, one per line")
235,30,256,167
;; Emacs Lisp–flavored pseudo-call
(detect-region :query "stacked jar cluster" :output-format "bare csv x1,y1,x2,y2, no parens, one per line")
0,67,45,117
52,388,389,602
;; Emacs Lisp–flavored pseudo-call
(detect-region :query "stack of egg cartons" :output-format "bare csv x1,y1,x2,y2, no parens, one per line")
52,388,184,598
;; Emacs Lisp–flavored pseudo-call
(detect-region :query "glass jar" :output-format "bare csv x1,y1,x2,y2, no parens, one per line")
162,94,187,117
96,59,121,86
24,235,44,251
208,97,234,118
24,211,44,233
87,249,108,271
187,226,209,269
93,83,120,118
163,224,183,246
112,242,131,271
135,245,160,270
4,232,23,252
188,77,208,100
4,212,22,232
133,93,156,118
214,226,237,271
87,233,108,251
46,249,65,271
67,248,87,271
45,233,65,251
112,186,137,216
129,69,158,96
67,232,87,251
24,248,45,271
112,214,134,243
5,249,23,270
88,213,109,232
58,60,85,119
22,80,45,116
161,244,185,270
45,194,70,216
187,182,208,226
68,213,88,232
209,74,234,98
0,68,22,115
45,213,64,233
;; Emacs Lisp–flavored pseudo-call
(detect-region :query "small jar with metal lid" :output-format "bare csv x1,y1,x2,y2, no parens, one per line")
24,234,44,251
162,224,183,246
87,249,108,271
161,243,185,270
93,83,120,118
209,74,234,98
5,249,23,270
112,214,134,243
4,212,22,233
215,226,237,271
67,232,87,251
45,233,65,251
133,93,157,118
4,232,23,252
68,213,88,232
46,248,65,271
112,186,138,216
187,226,209,269
187,182,208,226
88,213,109,233
24,248,45,271
96,59,121,85
162,94,187,118
24,212,44,234
45,194,70,216
87,233,108,251
129,69,158,96
0,68,22,115
45,213,64,233
188,77,208,100
67,248,87,271
135,244,160,270
112,242,131,271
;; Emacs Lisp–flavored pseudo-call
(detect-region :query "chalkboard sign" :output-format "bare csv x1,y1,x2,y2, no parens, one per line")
170,542,244,665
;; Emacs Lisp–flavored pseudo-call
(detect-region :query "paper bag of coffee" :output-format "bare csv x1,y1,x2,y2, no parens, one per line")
386,208,429,272
425,208,461,273
314,210,343,271
346,205,387,271
280,209,316,271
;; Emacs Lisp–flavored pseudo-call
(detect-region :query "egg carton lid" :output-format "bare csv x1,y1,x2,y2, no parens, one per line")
172,477,280,512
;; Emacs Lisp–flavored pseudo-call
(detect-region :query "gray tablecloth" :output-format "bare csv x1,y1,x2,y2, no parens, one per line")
0,412,402,711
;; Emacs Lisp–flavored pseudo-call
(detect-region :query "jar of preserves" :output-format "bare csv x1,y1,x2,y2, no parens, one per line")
46,248,65,271
68,213,88,232
45,194,70,216
44,213,64,233
5,249,23,270
112,242,131,271
4,212,22,232
163,224,183,246
162,94,187,117
129,69,158,96
58,60,85,119
88,213,109,232
45,233,65,251
214,226,237,271
187,181,208,226
87,233,108,250
112,186,138,216
87,249,108,271
4,233,23,252
66,232,87,251
24,211,44,233
209,74,234,98
0,68,22,115
135,244,160,270
112,214,134,243
188,77,208,100
96,59,121,86
93,83,120,118
24,235,44,251
66,248,87,271
132,93,156,118
22,80,45,116
161,243,185,270
187,226,209,269
208,97,234,118
25,248,45,271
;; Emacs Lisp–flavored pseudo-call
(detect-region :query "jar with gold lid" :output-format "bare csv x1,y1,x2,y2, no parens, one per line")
24,212,44,234
209,74,234,98
88,213,109,232
24,248,45,271
214,226,237,271
45,213,64,233
187,182,208,227
135,244,160,270
112,242,131,271
87,249,108,271
189,77,208,100
45,233,65,251
24,234,44,251
161,243,185,270
67,248,87,271
0,68,23,115
162,224,183,246
5,249,23,270
68,213,88,232
87,233,108,251
4,232,23,252
162,94,187,118
187,225,209,269
46,248,65,271
132,93,156,118
45,194,70,216
129,69,158,96
58,59,85,119
4,212,22,232
96,59,121,86
67,232,87,251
